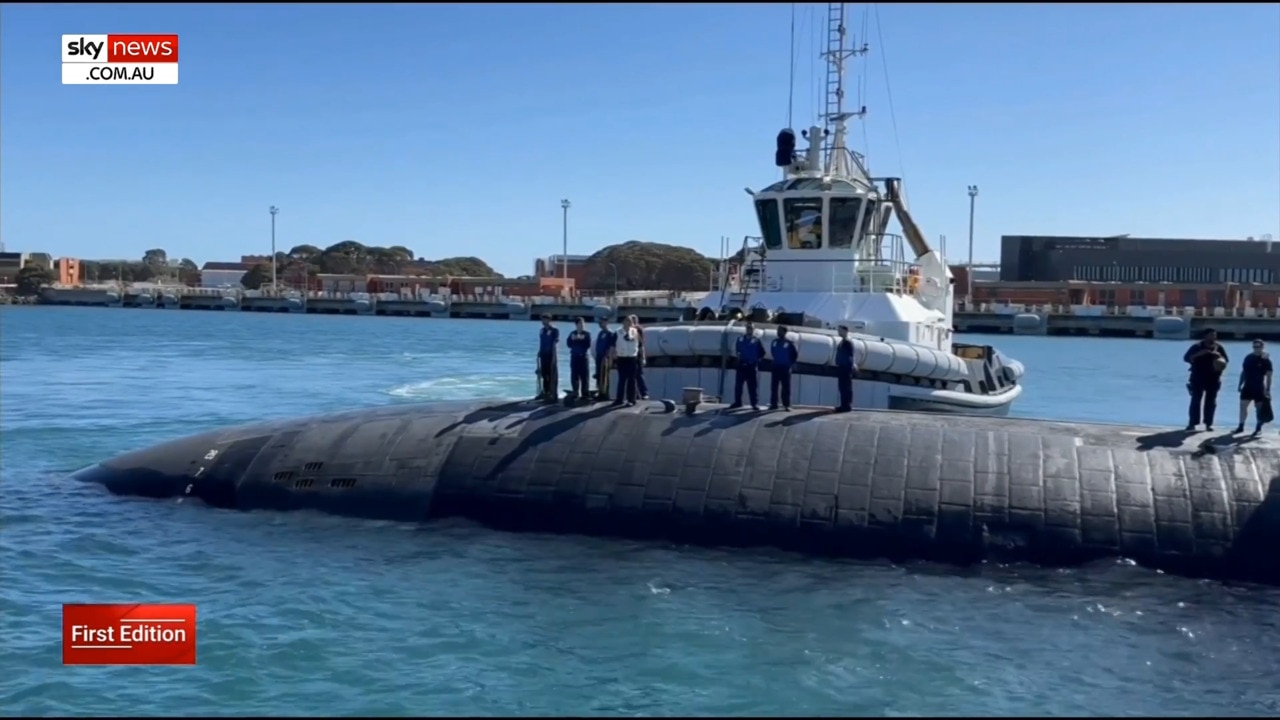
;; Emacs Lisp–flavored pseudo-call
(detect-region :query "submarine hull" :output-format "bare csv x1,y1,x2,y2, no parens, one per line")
71,400,1280,585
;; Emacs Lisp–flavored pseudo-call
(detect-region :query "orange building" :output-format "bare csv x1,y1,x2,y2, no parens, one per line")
55,257,81,285
535,255,592,288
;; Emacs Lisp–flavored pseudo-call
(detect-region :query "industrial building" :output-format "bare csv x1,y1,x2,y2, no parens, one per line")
999,234,1279,285
534,254,592,288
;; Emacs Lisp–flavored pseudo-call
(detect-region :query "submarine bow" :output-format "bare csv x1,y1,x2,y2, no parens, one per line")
72,400,1280,585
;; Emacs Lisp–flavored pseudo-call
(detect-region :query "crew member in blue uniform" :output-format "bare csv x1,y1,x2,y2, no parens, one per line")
769,325,800,411
536,314,560,401
612,316,642,406
729,321,764,410
1183,328,1227,430
566,317,593,403
629,314,650,399
594,319,617,400
834,324,857,412
1235,339,1273,435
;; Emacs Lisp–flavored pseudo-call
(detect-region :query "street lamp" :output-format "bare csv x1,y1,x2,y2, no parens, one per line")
269,205,279,290
607,261,618,296
560,199,571,279
966,186,978,305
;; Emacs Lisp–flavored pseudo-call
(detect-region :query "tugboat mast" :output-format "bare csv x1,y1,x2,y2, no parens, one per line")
820,3,870,182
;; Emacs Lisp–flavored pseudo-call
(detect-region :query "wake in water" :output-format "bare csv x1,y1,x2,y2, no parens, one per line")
385,374,533,401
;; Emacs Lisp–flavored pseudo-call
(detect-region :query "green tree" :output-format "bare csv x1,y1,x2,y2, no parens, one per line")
239,263,273,290
319,240,367,274
178,258,199,285
15,265,55,296
142,248,168,266
287,244,323,262
426,256,500,277
86,261,135,283
580,241,713,292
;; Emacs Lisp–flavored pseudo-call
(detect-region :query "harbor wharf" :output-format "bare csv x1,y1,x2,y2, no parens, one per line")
24,286,1280,340
36,285,694,324
956,302,1280,341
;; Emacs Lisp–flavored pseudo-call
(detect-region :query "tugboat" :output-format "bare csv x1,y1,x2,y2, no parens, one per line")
635,2,1025,415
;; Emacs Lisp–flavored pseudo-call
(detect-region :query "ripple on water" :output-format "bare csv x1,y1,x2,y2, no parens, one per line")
3,308,1280,716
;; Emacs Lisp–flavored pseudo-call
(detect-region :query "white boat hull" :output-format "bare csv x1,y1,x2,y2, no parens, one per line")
621,321,1025,418
623,365,1022,417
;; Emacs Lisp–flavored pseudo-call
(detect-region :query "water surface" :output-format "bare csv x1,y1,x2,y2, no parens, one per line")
2,307,1276,716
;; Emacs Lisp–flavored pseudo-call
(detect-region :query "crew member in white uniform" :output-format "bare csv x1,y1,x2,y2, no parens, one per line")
612,317,641,406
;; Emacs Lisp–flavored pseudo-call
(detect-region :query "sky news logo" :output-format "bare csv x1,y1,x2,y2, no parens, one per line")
62,34,179,85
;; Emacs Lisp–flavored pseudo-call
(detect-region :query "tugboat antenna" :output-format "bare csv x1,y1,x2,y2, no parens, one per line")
820,3,870,180
787,3,797,129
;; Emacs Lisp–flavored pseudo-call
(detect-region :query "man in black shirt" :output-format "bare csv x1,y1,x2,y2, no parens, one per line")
1234,339,1273,436
1183,328,1228,431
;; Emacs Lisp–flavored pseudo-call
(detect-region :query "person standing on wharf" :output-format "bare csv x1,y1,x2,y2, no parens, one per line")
1184,328,1228,431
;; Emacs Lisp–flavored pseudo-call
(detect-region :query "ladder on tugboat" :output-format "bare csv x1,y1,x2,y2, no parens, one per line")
720,235,766,314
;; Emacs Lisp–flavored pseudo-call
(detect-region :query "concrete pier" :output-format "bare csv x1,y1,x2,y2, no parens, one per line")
36,287,692,323
955,303,1280,341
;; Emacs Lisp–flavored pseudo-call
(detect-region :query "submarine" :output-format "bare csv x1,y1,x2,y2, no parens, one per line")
70,395,1280,586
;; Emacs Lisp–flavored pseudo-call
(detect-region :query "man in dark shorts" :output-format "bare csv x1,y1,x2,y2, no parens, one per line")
1234,339,1273,436
1183,328,1227,431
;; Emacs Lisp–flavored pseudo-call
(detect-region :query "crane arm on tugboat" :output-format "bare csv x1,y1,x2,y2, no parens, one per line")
881,177,932,260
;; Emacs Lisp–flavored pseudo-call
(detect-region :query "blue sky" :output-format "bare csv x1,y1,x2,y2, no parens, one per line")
2,3,1277,277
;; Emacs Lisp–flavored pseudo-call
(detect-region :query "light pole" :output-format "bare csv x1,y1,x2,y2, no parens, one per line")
560,199,571,279
966,186,978,304
608,261,618,296
269,205,279,290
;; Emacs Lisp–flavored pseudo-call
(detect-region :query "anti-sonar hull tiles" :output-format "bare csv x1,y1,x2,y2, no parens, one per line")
70,399,1280,586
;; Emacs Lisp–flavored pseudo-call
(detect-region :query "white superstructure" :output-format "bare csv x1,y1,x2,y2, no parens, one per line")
633,2,1025,415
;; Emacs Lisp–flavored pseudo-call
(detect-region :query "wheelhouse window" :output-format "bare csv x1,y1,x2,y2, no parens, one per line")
860,200,880,245
755,199,783,250
784,198,824,249
827,197,863,249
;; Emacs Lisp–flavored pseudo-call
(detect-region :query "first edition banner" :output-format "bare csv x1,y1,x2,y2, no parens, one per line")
63,603,197,665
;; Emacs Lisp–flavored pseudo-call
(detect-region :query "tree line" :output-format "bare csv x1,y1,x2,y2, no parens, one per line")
236,241,502,289
10,239,722,297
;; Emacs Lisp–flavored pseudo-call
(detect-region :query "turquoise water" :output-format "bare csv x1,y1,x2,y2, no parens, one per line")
2,306,1278,717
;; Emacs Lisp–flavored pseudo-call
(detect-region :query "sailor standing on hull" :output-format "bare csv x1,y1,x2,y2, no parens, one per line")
729,321,764,410
769,325,799,411
1234,339,1273,436
1183,328,1228,431
612,316,641,407
536,314,560,402
593,319,617,401
629,314,650,400
566,317,593,403
834,324,857,412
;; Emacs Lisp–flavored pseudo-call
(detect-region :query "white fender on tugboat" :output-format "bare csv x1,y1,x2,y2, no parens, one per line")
647,324,971,383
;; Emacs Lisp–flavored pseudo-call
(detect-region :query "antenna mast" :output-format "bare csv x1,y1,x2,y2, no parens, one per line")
820,3,869,179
